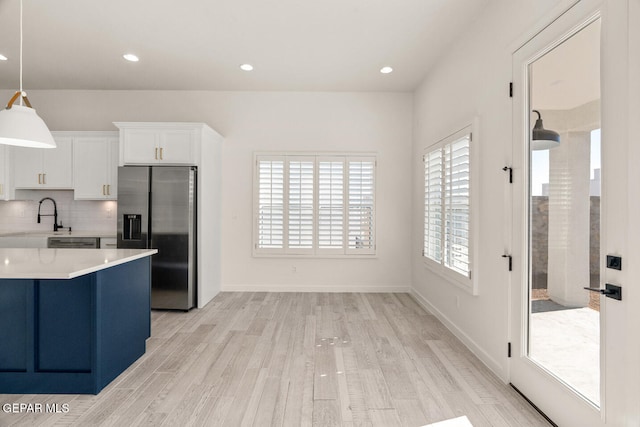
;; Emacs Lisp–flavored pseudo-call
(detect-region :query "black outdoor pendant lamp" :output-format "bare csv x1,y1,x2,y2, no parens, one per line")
531,110,560,150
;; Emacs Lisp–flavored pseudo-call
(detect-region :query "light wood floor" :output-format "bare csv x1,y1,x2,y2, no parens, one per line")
0,292,549,426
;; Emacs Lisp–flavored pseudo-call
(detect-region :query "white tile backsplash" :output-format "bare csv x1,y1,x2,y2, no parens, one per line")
0,190,116,234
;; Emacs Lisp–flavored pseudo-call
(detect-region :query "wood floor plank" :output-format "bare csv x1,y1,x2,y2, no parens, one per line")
369,408,402,427
333,346,354,425
312,399,341,426
393,398,428,427
313,336,339,400
0,292,550,427
252,376,284,426
359,369,394,409
341,346,373,425
238,367,269,426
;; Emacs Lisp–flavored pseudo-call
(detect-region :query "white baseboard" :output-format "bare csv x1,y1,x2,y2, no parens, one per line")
221,284,411,293
409,288,508,383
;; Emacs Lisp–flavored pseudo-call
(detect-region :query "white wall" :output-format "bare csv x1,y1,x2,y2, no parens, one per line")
0,90,414,292
410,0,576,378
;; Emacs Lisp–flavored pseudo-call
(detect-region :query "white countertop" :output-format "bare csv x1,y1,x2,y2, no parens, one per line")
0,248,157,279
0,231,117,239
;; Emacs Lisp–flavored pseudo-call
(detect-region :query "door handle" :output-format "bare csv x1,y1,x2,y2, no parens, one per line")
159,147,163,160
42,173,46,185
103,185,106,195
584,284,622,301
38,173,42,184
502,254,512,271
155,147,158,160
107,184,110,195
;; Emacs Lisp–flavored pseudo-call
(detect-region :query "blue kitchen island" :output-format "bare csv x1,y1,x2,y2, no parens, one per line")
0,248,157,394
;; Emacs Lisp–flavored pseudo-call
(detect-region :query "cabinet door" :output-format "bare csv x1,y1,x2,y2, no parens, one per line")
159,130,196,164
73,138,110,199
42,138,73,188
122,129,159,164
105,137,118,200
12,146,43,188
0,145,9,200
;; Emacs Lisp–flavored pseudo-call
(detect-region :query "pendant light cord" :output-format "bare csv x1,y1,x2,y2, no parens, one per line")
19,0,24,104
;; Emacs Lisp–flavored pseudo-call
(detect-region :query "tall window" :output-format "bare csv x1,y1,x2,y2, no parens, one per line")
255,154,376,256
424,128,472,281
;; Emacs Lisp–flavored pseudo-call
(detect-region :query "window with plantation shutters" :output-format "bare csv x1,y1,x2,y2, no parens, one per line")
423,127,472,283
347,159,375,254
424,150,442,262
444,137,470,275
288,159,314,251
257,159,284,250
254,153,376,256
318,160,344,251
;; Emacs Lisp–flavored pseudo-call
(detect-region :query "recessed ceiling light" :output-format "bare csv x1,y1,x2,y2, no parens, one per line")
0,54,7,61
123,54,139,62
240,64,254,71
380,66,393,74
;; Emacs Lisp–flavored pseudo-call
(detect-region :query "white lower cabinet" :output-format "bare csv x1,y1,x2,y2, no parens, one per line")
99,237,117,249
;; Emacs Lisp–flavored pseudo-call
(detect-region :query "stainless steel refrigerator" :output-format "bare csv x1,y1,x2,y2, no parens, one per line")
117,166,197,310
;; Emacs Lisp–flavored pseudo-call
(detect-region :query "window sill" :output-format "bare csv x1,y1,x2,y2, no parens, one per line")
253,252,378,260
422,258,477,296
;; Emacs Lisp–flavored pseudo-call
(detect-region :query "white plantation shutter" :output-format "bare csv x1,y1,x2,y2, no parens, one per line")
444,136,470,276
256,158,284,250
423,129,472,282
347,159,375,253
254,153,377,256
318,160,344,251
424,150,443,262
288,159,314,251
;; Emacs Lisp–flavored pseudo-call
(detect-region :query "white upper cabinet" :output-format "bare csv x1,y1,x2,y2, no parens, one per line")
115,123,199,165
0,145,11,200
12,137,74,189
73,134,119,200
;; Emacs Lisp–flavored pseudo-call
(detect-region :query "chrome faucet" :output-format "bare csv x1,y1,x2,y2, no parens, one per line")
37,197,63,231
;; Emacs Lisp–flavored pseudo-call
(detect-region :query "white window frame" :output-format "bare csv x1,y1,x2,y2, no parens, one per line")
253,152,377,258
423,123,479,295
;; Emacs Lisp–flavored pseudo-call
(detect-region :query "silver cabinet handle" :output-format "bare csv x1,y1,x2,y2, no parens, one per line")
42,174,46,185
160,147,163,160
102,185,106,195
107,184,111,195
38,173,42,184
155,147,158,160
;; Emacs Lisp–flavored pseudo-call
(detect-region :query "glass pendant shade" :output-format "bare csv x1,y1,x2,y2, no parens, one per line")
0,101,56,149
531,110,560,150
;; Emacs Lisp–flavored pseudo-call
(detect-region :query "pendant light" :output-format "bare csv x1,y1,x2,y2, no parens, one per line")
531,110,560,150
0,0,55,149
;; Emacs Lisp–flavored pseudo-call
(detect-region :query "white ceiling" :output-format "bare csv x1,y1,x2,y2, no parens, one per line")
0,0,490,92
532,18,600,111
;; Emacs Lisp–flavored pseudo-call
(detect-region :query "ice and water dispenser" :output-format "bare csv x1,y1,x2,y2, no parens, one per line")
123,214,142,240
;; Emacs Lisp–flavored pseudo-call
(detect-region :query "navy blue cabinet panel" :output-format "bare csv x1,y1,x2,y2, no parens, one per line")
96,258,151,389
0,280,29,372
0,256,151,394
37,277,92,372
